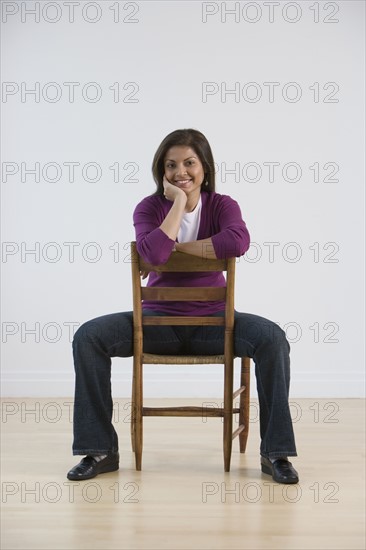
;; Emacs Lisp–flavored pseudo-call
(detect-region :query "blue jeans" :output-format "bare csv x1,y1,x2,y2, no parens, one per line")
71,309,297,460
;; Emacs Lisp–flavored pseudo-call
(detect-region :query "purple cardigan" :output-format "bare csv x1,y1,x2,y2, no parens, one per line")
133,191,250,315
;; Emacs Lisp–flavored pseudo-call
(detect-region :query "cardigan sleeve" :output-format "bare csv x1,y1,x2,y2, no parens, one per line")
133,196,175,265
210,195,250,259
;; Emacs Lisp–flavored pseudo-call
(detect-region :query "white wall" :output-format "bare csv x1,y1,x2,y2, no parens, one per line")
1,0,364,397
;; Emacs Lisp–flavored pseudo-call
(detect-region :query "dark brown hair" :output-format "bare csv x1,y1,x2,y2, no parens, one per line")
152,129,216,195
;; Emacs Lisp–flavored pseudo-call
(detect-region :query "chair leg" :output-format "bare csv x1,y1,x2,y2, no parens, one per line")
134,356,143,471
130,371,136,453
239,357,251,453
223,357,234,472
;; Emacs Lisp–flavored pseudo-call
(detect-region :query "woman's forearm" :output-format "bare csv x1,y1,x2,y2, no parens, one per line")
159,195,187,241
175,238,217,259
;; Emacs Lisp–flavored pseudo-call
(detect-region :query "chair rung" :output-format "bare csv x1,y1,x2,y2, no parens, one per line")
143,406,224,417
142,353,225,364
143,407,242,417
232,425,245,440
233,386,246,399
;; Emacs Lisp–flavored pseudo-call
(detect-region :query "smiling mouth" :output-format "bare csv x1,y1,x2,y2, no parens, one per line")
175,179,192,186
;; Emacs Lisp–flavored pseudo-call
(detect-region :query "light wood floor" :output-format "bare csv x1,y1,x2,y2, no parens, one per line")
1,398,365,550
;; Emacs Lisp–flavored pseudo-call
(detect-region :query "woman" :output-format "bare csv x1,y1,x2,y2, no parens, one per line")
67,129,299,484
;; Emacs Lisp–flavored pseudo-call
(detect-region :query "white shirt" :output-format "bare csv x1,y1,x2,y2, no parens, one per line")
177,195,202,243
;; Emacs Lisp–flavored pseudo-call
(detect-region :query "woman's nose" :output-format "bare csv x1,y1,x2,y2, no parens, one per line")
176,165,187,176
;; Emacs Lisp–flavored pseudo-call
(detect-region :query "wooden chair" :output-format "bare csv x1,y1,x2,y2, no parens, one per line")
130,241,251,472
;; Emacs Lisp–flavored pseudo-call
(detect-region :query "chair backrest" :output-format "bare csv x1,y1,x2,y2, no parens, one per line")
130,241,236,359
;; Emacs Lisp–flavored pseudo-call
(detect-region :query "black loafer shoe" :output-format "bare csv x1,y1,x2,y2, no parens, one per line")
67,452,119,481
261,456,299,484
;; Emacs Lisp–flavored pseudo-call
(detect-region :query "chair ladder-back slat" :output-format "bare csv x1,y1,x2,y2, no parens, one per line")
141,287,226,302
142,316,225,326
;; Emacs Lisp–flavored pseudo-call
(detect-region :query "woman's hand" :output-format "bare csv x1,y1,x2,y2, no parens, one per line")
163,176,186,203
158,176,187,241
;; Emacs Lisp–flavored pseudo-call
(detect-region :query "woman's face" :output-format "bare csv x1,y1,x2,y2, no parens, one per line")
164,146,205,197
